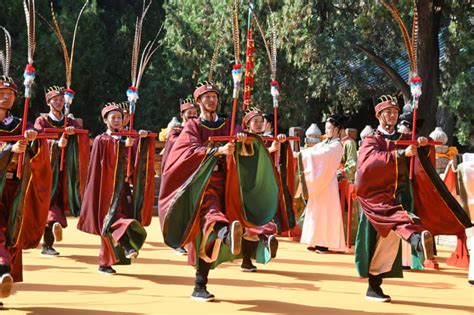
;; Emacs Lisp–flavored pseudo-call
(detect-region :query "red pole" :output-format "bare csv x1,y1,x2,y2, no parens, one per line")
409,107,417,180
16,96,30,178
229,97,238,137
59,116,68,172
273,106,278,138
126,113,135,181
346,184,353,251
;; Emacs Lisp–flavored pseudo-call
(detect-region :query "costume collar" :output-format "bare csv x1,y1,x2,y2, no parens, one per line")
49,112,64,122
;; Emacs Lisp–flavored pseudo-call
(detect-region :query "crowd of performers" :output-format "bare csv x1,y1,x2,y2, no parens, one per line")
0,72,473,304
0,0,473,304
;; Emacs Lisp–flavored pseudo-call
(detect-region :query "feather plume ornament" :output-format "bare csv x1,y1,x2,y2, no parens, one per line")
230,0,243,100
252,5,280,137
127,0,163,108
0,27,12,77
17,0,37,179
228,0,243,136
411,1,419,72
381,1,422,180
23,0,36,96
39,0,89,107
208,18,226,83
380,0,418,74
124,0,162,182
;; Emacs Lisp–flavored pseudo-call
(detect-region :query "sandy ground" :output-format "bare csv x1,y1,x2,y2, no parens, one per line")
2,217,472,314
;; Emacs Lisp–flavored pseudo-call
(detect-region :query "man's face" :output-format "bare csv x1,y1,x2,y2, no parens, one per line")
248,115,265,133
378,108,399,128
0,88,15,110
181,107,198,122
198,92,218,114
104,110,123,131
123,112,130,126
48,94,65,113
325,121,339,139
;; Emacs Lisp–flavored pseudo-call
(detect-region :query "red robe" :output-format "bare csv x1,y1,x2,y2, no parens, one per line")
0,117,52,281
356,130,470,238
34,115,89,225
161,125,183,172
159,117,232,264
77,133,152,266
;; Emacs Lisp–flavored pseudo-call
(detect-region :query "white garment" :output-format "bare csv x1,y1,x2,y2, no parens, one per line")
466,227,474,281
300,139,345,251
460,160,474,218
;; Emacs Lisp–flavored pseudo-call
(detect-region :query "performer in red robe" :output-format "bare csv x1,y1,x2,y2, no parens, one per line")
77,103,153,275
161,98,198,257
0,75,52,299
34,86,89,256
161,98,198,174
239,108,281,272
159,81,245,302
355,95,471,302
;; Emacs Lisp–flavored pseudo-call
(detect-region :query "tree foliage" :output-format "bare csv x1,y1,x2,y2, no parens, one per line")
0,0,472,149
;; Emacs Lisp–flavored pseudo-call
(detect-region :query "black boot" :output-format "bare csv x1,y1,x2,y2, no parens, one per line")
365,274,391,302
98,266,116,275
191,259,215,302
241,240,258,272
42,224,60,256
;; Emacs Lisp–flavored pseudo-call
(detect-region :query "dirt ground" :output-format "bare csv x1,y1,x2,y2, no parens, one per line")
2,217,473,314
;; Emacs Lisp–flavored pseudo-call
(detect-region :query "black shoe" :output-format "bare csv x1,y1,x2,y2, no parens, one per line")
41,246,60,257
267,235,278,258
306,246,317,251
98,266,116,275
191,287,215,302
468,280,474,287
224,221,243,255
173,247,188,256
241,260,257,272
365,285,391,302
315,246,329,254
0,273,13,299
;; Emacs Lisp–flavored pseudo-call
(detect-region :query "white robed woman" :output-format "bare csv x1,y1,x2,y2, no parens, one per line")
300,115,346,253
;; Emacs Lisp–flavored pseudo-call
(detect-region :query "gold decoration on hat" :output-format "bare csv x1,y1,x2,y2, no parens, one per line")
377,95,398,105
